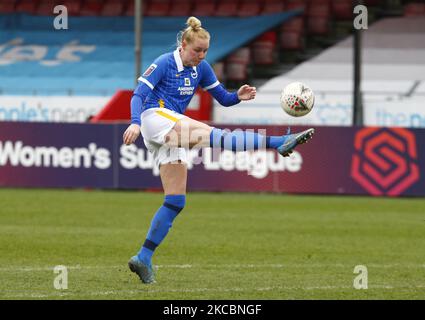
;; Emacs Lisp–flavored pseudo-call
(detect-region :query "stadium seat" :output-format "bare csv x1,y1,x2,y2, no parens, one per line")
225,62,249,82
281,16,303,32
306,1,331,35
404,3,425,17
227,47,251,64
0,0,17,13
213,61,225,82
61,0,83,16
100,0,125,16
80,0,104,16
168,0,192,17
146,0,170,16
214,0,238,17
251,31,277,65
35,0,57,16
307,16,330,36
15,0,39,14
125,0,135,16
331,0,353,21
280,17,304,50
261,0,285,14
364,0,382,6
225,47,250,82
285,0,306,12
237,0,262,17
192,0,216,16
307,0,331,15
280,31,304,50
124,0,148,16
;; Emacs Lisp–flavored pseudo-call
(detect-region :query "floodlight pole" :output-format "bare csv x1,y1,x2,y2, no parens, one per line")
353,0,363,126
135,0,143,86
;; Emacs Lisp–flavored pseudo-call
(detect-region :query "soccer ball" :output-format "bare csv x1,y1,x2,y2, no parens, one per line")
280,82,315,117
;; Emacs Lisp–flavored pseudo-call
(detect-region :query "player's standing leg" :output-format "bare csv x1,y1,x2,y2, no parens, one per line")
128,162,187,284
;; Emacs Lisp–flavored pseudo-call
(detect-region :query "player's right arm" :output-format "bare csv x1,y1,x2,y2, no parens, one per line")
123,55,167,145
123,91,150,145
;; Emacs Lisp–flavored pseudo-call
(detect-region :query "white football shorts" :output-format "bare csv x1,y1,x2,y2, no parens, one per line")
140,107,187,168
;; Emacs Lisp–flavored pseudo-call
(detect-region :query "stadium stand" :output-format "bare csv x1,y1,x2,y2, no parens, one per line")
80,0,104,16
0,10,302,96
306,0,332,36
191,0,216,17
168,0,192,17
279,16,304,51
36,0,58,15
0,1,16,14
332,0,354,21
1,0,422,121
404,2,425,16
145,0,170,17
15,0,38,14
100,0,126,16
215,0,239,17
262,0,285,14
225,47,251,84
251,31,278,66
237,0,262,17
60,0,83,16
214,15,425,127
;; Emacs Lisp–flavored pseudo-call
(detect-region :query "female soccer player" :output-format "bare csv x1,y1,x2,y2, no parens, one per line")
123,16,314,284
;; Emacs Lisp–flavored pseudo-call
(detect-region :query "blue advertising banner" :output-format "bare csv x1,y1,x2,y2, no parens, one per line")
1,122,424,197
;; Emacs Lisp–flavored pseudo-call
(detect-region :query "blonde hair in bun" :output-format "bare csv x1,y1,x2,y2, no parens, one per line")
177,16,210,47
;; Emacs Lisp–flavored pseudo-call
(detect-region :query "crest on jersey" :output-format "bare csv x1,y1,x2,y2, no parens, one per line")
143,64,157,77
184,78,191,86
191,70,198,79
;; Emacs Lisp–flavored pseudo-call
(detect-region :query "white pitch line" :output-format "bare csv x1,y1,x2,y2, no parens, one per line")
3,284,425,299
1,263,425,272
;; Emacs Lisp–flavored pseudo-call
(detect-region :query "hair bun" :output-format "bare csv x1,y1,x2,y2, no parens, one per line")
177,16,209,47
186,16,202,31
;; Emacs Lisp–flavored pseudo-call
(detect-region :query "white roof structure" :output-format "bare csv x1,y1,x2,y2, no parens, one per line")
214,17,425,127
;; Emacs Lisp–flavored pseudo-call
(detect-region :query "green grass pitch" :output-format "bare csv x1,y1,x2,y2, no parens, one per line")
0,188,424,299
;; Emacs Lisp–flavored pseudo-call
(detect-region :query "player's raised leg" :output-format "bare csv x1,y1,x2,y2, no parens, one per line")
167,116,315,156
209,127,314,156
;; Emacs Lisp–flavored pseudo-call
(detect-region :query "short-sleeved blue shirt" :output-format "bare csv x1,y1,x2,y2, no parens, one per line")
137,48,220,114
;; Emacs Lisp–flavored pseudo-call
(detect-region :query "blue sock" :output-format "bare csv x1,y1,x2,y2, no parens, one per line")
210,128,284,151
138,195,186,265
266,136,284,149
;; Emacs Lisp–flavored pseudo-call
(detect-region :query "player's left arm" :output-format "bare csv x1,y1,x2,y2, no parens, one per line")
236,84,256,101
200,62,256,106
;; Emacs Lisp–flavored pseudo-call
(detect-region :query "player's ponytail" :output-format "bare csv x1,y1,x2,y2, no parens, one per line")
177,16,210,47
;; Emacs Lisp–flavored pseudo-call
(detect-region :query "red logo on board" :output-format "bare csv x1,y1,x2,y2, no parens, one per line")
351,128,419,196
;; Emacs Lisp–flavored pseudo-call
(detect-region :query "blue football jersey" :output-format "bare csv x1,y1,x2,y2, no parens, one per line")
137,49,220,114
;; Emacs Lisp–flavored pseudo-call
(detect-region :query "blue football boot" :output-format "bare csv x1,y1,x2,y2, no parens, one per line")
277,128,315,157
128,256,155,284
